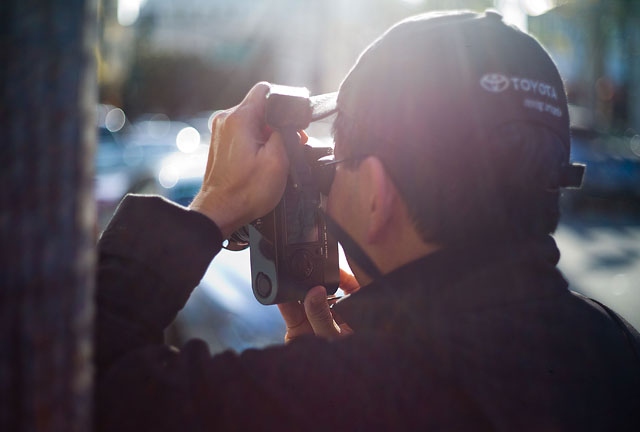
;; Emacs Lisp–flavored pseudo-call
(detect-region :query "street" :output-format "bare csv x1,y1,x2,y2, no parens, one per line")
556,213,640,330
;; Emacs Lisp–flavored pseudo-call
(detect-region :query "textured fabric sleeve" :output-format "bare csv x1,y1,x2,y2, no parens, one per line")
96,194,223,376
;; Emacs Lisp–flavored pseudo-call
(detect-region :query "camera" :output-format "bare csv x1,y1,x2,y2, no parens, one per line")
226,86,340,305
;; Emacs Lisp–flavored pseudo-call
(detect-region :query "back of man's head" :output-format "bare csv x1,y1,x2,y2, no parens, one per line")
332,10,582,245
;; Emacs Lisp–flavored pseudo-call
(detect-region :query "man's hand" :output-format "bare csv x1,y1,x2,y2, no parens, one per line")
190,82,291,238
278,269,360,343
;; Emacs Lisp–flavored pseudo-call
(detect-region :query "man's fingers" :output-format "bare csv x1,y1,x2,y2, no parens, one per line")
240,81,271,110
278,301,315,343
229,82,271,141
277,301,306,329
299,130,309,144
338,322,354,337
339,269,360,294
281,285,354,342
304,286,341,339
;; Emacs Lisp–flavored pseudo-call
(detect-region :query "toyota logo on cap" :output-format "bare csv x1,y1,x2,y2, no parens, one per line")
480,73,510,93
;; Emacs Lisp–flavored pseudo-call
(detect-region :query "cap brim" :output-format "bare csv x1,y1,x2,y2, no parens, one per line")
310,92,338,122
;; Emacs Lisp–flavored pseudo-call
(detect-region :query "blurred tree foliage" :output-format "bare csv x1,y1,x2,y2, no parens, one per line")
121,47,276,119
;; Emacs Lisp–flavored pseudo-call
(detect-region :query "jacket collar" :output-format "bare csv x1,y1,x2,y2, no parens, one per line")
332,235,567,334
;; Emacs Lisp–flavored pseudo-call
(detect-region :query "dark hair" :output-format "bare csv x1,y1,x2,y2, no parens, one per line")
333,112,565,245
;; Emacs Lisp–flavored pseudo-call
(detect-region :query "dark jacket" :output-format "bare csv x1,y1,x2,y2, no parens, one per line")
96,195,640,431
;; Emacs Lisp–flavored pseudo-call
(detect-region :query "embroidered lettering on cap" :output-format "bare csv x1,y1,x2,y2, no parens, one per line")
511,77,558,100
481,74,560,102
523,98,563,117
524,98,544,112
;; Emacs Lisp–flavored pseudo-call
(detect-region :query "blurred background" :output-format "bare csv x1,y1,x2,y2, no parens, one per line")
94,0,640,353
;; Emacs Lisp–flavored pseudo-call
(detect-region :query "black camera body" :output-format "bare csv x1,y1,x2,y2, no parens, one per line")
249,146,339,304
227,86,340,305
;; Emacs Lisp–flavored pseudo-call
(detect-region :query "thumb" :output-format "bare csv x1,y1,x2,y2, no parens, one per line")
303,286,341,340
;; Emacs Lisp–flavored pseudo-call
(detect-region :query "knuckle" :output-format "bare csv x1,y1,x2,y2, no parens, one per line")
211,110,228,131
243,82,270,105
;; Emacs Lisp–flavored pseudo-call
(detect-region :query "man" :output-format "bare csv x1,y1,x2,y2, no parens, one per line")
96,10,640,431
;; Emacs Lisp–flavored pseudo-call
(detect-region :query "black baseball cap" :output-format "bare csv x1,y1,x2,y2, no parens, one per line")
308,10,584,188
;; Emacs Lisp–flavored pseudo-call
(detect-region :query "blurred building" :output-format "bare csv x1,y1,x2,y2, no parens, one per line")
137,0,267,65
100,0,512,116
134,0,413,93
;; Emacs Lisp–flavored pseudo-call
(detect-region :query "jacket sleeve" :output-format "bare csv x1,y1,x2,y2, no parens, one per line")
93,195,331,431
93,194,342,431
93,195,332,431
95,194,223,376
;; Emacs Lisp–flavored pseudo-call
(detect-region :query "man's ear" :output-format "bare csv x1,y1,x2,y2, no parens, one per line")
361,156,397,244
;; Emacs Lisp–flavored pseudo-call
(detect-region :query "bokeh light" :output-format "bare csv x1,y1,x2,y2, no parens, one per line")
117,0,143,26
158,164,179,189
105,107,126,132
176,127,201,153
523,0,557,17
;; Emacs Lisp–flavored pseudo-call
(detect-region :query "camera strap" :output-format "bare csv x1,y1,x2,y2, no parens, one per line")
321,209,382,281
